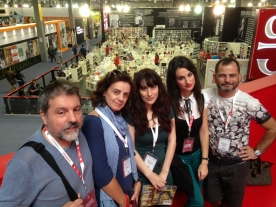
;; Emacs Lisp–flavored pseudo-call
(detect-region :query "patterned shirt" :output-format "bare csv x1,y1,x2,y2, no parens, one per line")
203,88,271,164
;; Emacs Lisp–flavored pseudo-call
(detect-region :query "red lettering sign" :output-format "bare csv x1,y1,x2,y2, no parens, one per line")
248,9,276,80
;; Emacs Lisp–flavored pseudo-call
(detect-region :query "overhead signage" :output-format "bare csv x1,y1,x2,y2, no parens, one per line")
248,9,276,80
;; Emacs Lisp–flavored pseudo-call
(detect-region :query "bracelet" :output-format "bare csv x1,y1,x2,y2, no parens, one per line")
202,157,209,160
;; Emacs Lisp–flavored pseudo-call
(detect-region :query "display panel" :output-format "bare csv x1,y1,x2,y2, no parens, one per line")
248,9,276,80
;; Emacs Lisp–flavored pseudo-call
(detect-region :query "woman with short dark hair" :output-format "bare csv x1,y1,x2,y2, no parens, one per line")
82,69,141,207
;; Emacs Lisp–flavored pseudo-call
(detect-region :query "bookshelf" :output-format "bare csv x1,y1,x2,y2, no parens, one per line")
154,29,192,42
69,65,82,82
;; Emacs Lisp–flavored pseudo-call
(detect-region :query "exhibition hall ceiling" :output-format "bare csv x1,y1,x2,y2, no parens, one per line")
0,0,274,8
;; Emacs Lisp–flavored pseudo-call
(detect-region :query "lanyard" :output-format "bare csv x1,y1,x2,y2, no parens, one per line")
150,118,159,153
185,115,194,138
216,91,237,130
181,98,194,137
43,128,88,193
95,108,128,150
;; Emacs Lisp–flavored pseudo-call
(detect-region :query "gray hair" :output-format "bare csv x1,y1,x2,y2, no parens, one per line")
38,79,81,114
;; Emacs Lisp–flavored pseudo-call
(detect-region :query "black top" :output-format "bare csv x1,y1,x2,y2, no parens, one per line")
175,94,204,155
175,115,203,155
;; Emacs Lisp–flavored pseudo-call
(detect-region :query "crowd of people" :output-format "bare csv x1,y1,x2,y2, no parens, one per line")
5,67,43,96
0,56,276,207
197,49,238,75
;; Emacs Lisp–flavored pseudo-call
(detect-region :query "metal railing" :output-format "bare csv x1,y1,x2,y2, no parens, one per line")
3,55,93,115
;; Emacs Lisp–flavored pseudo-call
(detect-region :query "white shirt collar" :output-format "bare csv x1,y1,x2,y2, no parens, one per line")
181,93,195,104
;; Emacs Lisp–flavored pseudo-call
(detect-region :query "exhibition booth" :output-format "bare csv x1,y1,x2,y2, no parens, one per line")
0,20,70,79
1,7,276,115
0,5,276,207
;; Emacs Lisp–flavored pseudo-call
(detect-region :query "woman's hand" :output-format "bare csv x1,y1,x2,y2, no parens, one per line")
131,181,142,204
198,161,208,181
158,170,168,185
147,171,166,190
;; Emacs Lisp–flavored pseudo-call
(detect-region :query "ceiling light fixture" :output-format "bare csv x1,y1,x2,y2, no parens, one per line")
116,3,130,13
185,4,191,11
116,4,123,12
194,5,202,13
123,5,130,12
214,5,225,15
79,4,90,16
104,5,111,13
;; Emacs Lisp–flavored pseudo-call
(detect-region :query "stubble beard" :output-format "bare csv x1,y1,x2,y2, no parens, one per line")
217,82,239,93
47,122,81,142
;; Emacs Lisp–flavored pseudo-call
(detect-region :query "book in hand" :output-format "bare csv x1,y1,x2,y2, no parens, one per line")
140,185,177,206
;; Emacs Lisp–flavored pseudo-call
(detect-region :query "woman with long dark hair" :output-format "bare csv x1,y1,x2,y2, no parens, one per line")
82,69,141,207
126,68,176,192
167,56,209,207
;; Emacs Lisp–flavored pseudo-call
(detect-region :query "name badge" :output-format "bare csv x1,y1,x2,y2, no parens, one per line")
182,137,194,153
122,156,132,178
217,137,230,151
83,189,97,207
144,152,158,171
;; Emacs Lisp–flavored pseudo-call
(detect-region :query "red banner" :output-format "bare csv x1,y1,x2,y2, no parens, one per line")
248,9,276,80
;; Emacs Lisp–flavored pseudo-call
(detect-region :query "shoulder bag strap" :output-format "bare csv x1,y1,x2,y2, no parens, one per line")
19,141,78,201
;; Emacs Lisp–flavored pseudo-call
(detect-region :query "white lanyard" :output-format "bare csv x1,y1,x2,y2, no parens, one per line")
216,91,237,130
150,118,159,153
43,128,88,192
95,108,128,149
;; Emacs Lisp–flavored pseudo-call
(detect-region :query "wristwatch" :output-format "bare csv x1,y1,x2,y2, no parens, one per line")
254,149,261,157
134,177,141,183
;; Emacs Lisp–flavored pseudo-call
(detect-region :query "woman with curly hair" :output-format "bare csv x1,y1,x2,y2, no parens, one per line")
166,56,209,207
125,68,176,192
82,69,141,207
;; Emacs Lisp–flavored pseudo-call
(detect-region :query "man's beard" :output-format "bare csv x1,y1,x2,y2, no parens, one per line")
217,81,239,92
48,122,81,142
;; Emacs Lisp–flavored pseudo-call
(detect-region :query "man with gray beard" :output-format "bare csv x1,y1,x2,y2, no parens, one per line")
202,57,276,207
0,80,97,207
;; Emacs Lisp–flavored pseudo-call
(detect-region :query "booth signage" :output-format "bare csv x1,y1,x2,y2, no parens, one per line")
76,26,83,34
75,19,84,44
248,9,276,80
